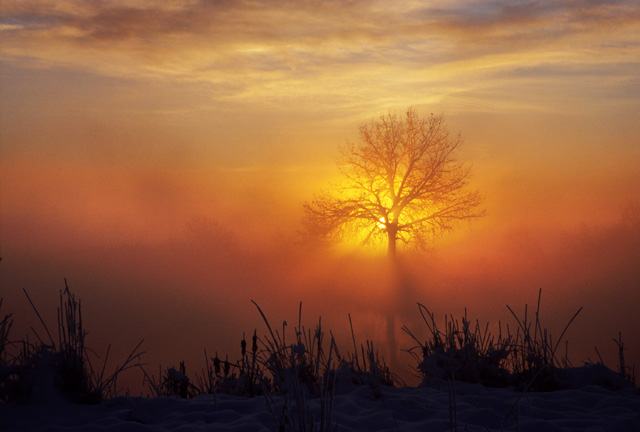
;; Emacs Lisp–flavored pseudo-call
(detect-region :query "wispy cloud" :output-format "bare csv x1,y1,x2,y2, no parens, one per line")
2,0,638,112
1,0,639,173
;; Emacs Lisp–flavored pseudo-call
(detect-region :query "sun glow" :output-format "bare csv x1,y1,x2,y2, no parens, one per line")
377,217,386,229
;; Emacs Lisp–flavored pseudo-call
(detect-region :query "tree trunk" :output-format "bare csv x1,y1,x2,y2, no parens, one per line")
387,224,397,260
386,224,400,372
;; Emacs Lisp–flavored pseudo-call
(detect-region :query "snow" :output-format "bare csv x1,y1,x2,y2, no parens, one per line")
2,365,639,432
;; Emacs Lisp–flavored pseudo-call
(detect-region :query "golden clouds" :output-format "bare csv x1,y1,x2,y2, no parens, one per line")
2,0,638,114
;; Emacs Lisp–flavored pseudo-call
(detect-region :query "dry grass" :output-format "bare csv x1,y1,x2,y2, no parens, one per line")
1,282,635,413
402,289,590,391
0,280,144,403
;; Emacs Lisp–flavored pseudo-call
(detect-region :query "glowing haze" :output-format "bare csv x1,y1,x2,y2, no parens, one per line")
1,1,639,387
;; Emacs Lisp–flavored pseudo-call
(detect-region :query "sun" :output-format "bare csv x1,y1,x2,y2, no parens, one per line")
377,217,386,229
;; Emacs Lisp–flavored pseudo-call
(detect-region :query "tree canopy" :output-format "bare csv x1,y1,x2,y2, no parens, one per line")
303,107,484,257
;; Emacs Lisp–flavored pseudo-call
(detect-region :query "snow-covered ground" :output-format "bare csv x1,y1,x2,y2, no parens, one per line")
2,365,639,432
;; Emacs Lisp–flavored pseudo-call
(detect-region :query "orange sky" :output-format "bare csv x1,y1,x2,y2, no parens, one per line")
1,1,639,388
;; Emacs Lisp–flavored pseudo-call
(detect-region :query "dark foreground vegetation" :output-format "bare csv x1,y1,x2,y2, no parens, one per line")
0,281,635,412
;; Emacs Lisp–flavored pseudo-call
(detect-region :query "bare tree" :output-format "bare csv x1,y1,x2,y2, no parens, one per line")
304,107,484,258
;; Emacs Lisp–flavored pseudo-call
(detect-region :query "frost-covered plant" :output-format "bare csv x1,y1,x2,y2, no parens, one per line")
252,301,330,394
197,338,270,398
0,299,12,364
196,301,401,405
612,332,636,386
403,290,584,391
0,298,18,402
1,281,144,403
159,361,199,399
505,289,582,391
403,304,512,388
337,314,401,398
263,332,338,432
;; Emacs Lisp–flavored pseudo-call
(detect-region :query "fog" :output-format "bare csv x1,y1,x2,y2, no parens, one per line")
2,195,638,392
2,0,639,397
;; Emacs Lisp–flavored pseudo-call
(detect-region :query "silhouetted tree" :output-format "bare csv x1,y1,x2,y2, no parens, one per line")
304,107,484,258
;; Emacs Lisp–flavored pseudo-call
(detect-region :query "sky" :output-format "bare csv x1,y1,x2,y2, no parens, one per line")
1,1,639,389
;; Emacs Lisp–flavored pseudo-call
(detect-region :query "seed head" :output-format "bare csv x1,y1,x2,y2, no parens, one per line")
252,330,258,354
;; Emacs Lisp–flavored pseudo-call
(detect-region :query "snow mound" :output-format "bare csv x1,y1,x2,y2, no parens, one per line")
2,378,639,432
